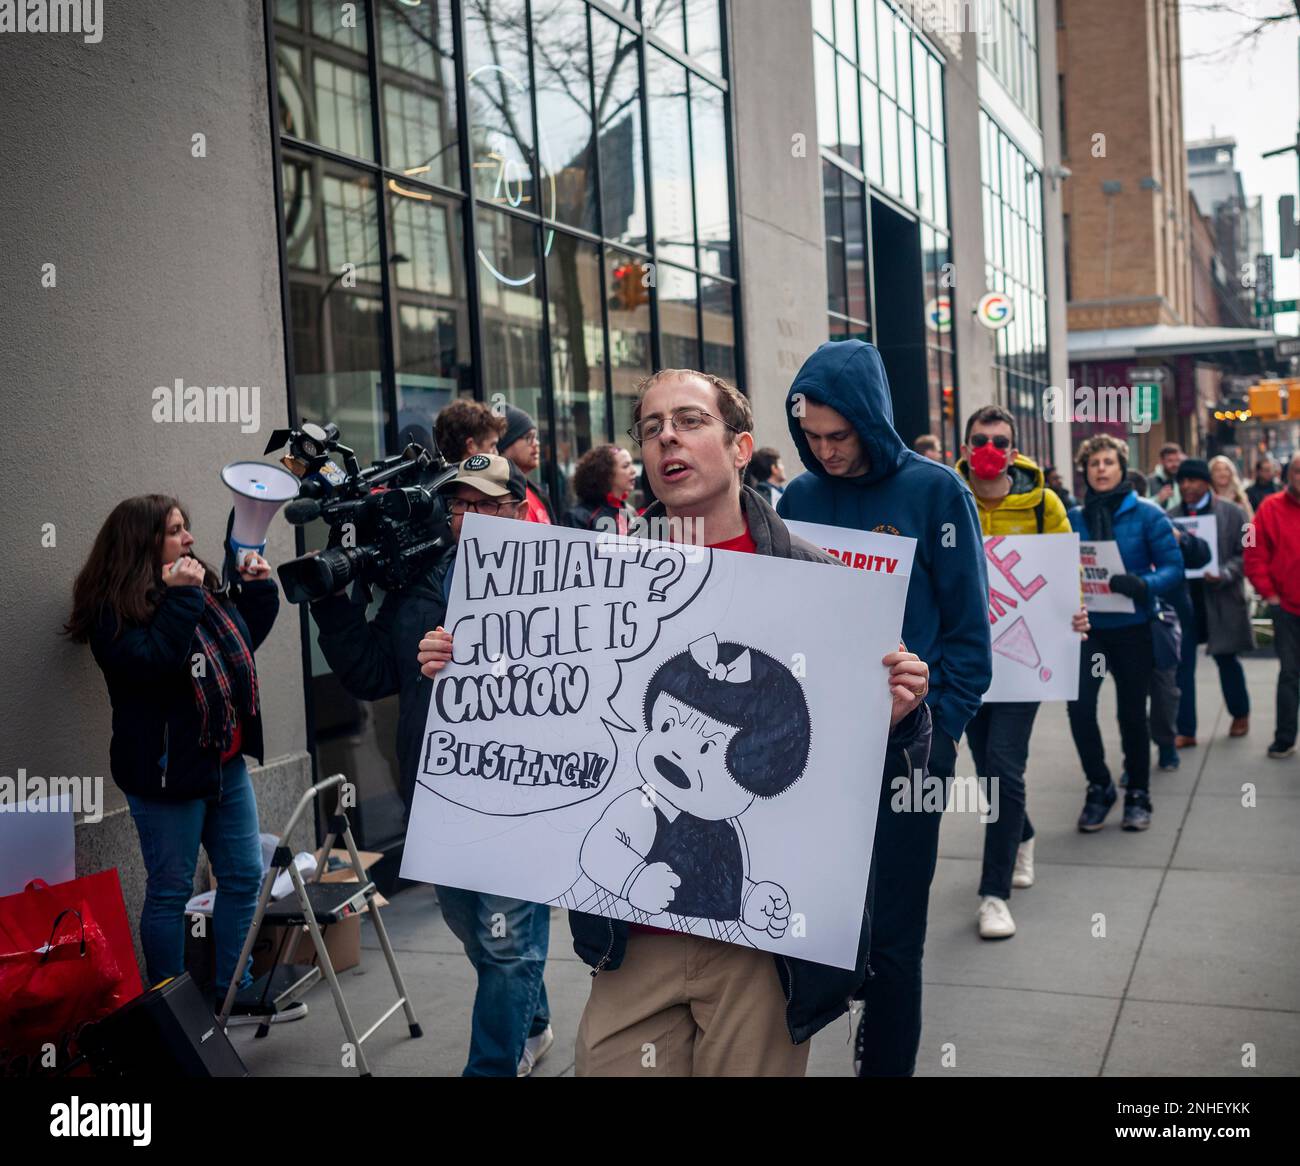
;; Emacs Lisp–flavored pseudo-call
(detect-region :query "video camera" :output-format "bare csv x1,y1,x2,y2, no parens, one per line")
266,421,458,604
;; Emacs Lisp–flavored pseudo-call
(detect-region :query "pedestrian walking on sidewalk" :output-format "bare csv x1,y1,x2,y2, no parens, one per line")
1243,451,1300,760
1173,459,1255,740
1067,435,1183,833
956,406,1089,941
778,340,990,1075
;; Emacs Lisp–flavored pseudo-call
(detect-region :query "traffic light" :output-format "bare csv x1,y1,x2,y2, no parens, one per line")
1248,380,1285,421
609,262,649,311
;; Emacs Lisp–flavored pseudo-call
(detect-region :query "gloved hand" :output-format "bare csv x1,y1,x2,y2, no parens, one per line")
1108,573,1149,604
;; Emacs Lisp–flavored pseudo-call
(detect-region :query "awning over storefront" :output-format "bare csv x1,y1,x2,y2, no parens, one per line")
1067,324,1283,363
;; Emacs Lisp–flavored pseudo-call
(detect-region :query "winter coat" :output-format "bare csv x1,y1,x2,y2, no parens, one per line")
309,546,457,815
1181,496,1255,657
89,580,279,801
1067,492,1183,629
777,340,991,746
1244,489,1300,617
956,453,1071,536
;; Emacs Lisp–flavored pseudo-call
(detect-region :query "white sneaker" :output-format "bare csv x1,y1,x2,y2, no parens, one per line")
978,896,1016,940
1011,838,1035,888
517,1024,554,1077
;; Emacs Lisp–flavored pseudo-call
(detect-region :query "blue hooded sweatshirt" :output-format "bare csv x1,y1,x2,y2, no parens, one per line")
777,341,992,745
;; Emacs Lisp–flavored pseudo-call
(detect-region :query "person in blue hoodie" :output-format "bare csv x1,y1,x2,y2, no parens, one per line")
777,340,991,1078
1067,434,1183,832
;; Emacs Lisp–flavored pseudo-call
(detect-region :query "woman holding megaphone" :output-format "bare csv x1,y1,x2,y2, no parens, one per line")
65,494,300,1025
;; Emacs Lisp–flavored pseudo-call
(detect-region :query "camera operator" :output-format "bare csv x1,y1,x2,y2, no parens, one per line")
308,454,553,1078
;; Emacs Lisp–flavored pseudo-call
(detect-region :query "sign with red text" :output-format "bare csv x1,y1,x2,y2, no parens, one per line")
1080,540,1136,614
983,533,1082,702
784,519,916,579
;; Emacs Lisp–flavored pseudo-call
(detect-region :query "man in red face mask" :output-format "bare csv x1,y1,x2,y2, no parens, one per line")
956,405,1087,942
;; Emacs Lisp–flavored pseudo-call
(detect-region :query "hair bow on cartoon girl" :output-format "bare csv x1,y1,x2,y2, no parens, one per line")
559,634,812,943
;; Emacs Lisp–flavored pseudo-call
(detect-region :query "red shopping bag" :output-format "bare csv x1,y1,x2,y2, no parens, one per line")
0,871,144,1058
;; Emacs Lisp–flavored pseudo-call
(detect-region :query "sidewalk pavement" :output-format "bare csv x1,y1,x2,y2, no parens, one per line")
231,652,1299,1077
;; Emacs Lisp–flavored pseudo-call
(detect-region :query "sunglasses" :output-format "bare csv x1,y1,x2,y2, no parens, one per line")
969,434,1012,450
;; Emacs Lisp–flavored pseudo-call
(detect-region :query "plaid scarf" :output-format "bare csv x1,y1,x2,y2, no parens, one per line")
191,590,259,752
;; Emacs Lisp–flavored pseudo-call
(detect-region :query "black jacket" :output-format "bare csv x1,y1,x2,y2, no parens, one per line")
562,498,634,532
309,546,457,815
89,580,279,801
567,486,933,1045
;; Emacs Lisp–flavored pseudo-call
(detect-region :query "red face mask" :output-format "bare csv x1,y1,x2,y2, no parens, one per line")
969,442,1010,480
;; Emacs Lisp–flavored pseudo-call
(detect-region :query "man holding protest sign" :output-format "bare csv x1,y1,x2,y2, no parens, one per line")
418,368,932,1077
955,406,1089,940
313,455,555,1078
777,339,991,1076
1067,436,1182,833
1172,459,1254,741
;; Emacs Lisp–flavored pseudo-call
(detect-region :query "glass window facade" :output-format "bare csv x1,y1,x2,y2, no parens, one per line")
980,110,1050,461
270,0,737,847
977,0,1040,125
813,0,956,451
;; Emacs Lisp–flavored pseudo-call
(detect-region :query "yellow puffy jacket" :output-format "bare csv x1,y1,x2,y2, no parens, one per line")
955,453,1071,536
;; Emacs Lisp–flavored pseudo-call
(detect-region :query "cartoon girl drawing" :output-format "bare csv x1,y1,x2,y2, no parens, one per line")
554,634,812,944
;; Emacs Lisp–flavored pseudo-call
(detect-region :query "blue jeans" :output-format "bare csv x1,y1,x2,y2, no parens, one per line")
436,887,551,1077
966,701,1039,901
126,757,262,996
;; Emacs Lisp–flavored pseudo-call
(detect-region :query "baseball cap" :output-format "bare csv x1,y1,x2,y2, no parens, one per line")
437,453,528,501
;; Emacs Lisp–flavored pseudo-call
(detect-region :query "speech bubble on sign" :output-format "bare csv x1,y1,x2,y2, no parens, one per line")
418,516,712,816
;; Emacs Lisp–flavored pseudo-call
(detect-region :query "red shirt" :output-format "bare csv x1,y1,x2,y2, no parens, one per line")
524,484,551,525
1244,489,1300,616
630,520,756,936
220,718,243,763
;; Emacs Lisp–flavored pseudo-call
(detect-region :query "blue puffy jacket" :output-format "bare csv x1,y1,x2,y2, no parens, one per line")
1067,492,1183,629
777,340,991,746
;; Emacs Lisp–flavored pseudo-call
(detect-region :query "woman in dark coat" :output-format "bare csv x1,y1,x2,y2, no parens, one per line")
65,495,290,1024
562,444,638,533
1066,436,1183,833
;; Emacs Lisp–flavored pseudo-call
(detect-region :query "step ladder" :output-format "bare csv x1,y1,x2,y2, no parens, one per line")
217,773,422,1076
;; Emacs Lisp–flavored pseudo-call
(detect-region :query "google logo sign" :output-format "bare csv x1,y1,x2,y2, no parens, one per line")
975,291,1015,330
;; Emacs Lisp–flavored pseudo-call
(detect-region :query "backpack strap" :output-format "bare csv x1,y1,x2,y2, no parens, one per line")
1034,496,1045,534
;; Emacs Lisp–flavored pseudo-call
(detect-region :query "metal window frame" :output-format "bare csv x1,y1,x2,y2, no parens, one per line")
264,0,744,838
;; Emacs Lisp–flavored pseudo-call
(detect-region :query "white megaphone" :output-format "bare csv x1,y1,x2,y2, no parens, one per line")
221,461,300,568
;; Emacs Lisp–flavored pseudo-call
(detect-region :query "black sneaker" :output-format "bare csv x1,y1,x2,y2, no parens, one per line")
1077,782,1117,832
223,999,309,1028
1267,741,1296,760
1122,792,1152,832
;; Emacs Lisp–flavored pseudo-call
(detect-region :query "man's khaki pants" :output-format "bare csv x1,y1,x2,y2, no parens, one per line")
575,931,810,1076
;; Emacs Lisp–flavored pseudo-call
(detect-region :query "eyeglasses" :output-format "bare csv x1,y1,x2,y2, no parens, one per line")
969,433,1012,450
446,497,518,516
628,407,741,445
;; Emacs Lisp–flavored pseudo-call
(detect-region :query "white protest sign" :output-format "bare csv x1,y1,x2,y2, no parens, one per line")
1172,514,1219,579
784,518,916,578
401,515,910,970
1080,540,1135,613
983,534,1081,702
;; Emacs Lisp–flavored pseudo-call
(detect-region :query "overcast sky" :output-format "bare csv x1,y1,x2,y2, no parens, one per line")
1180,1,1299,334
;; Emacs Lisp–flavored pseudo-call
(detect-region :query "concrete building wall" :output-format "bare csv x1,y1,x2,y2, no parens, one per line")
1036,0,1075,478
0,2,312,952
730,0,829,468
